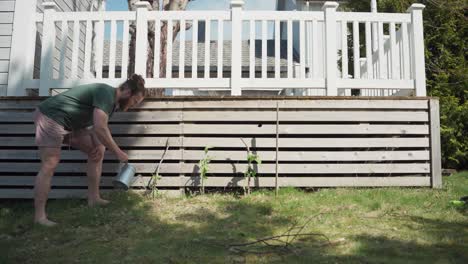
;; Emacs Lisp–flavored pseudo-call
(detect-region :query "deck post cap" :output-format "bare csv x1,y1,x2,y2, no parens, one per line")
322,1,339,10
407,3,425,12
42,2,57,10
135,1,152,10
230,0,245,8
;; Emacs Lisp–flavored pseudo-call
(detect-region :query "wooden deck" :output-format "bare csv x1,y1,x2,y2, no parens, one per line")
0,96,442,198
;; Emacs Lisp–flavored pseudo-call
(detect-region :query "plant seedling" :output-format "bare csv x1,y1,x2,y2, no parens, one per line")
198,146,212,194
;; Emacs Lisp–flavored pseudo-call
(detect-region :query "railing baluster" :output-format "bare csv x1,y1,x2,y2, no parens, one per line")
204,19,210,78
353,21,360,79
389,22,398,79
167,19,173,79
71,20,80,78
84,20,92,78
377,21,385,79
262,20,267,78
59,20,69,79
217,19,223,78
275,19,280,78
341,20,347,79
121,19,129,79
306,19,312,79
299,19,305,78
365,21,372,79
192,19,198,78
287,19,292,78
249,19,255,78
95,19,104,79
108,20,117,79
179,19,185,78
401,22,410,80
312,19,318,78
154,19,161,78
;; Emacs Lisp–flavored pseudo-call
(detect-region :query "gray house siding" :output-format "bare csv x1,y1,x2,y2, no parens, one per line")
0,0,15,95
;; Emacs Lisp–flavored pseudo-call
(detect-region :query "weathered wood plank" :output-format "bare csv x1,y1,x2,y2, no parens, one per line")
0,111,183,122
0,162,431,174
183,137,430,148
0,176,431,190
0,124,183,134
0,99,430,110
0,136,429,148
0,124,430,135
0,137,182,147
0,110,429,123
0,149,430,161
182,124,429,135
0,189,180,199
429,99,442,188
0,149,182,160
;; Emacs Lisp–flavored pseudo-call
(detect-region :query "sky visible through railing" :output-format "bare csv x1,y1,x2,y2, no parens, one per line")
104,0,277,41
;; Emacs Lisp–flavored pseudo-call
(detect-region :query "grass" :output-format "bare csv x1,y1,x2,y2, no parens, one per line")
1,171,467,264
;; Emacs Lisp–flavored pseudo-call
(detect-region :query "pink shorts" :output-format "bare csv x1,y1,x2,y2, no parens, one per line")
33,108,100,148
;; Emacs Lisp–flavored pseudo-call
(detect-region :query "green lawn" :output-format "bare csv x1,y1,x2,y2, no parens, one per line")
1,172,467,264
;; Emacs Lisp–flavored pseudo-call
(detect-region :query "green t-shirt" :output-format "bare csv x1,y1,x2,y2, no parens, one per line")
38,83,116,130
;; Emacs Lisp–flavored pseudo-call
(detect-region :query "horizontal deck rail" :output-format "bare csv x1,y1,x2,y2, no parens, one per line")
7,1,426,97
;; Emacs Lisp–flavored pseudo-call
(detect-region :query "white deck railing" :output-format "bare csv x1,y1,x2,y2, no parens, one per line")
6,1,426,96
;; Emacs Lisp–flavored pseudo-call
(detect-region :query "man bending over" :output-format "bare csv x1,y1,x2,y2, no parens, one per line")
33,74,146,226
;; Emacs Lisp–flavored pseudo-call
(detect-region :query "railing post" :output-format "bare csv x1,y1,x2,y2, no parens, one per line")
230,0,244,96
39,2,57,96
322,2,339,96
407,3,426,96
7,0,36,96
135,1,151,78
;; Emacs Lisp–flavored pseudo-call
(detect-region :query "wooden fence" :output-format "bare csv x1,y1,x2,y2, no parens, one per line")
0,96,441,198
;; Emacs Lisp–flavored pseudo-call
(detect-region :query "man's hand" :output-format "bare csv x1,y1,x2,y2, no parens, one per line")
115,149,129,163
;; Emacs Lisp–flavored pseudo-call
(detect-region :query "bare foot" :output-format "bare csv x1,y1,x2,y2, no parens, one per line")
88,198,110,207
34,218,58,227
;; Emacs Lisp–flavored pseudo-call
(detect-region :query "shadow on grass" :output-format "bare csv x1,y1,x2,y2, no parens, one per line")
1,191,467,263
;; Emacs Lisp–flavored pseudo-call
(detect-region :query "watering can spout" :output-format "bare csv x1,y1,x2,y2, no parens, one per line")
113,163,138,190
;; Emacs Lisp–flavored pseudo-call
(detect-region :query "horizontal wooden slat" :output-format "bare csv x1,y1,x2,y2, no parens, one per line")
0,111,183,122
0,150,430,161
0,99,430,110
183,137,430,148
0,124,430,135
0,136,429,148
0,189,183,199
0,162,431,174
182,124,429,135
182,111,429,122
0,24,13,36
0,150,181,160
0,112,430,124
0,124,182,134
0,137,182,147
0,176,431,190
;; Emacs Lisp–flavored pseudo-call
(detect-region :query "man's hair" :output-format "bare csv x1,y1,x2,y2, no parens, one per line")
119,74,146,96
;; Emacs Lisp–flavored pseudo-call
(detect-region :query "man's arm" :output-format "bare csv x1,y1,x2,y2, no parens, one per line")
93,108,128,162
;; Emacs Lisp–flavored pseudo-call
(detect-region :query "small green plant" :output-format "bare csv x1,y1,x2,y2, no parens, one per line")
240,138,261,196
148,172,162,199
198,146,212,194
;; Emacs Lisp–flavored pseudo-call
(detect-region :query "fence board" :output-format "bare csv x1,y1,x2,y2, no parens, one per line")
0,162,430,174
0,176,431,189
0,149,430,161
